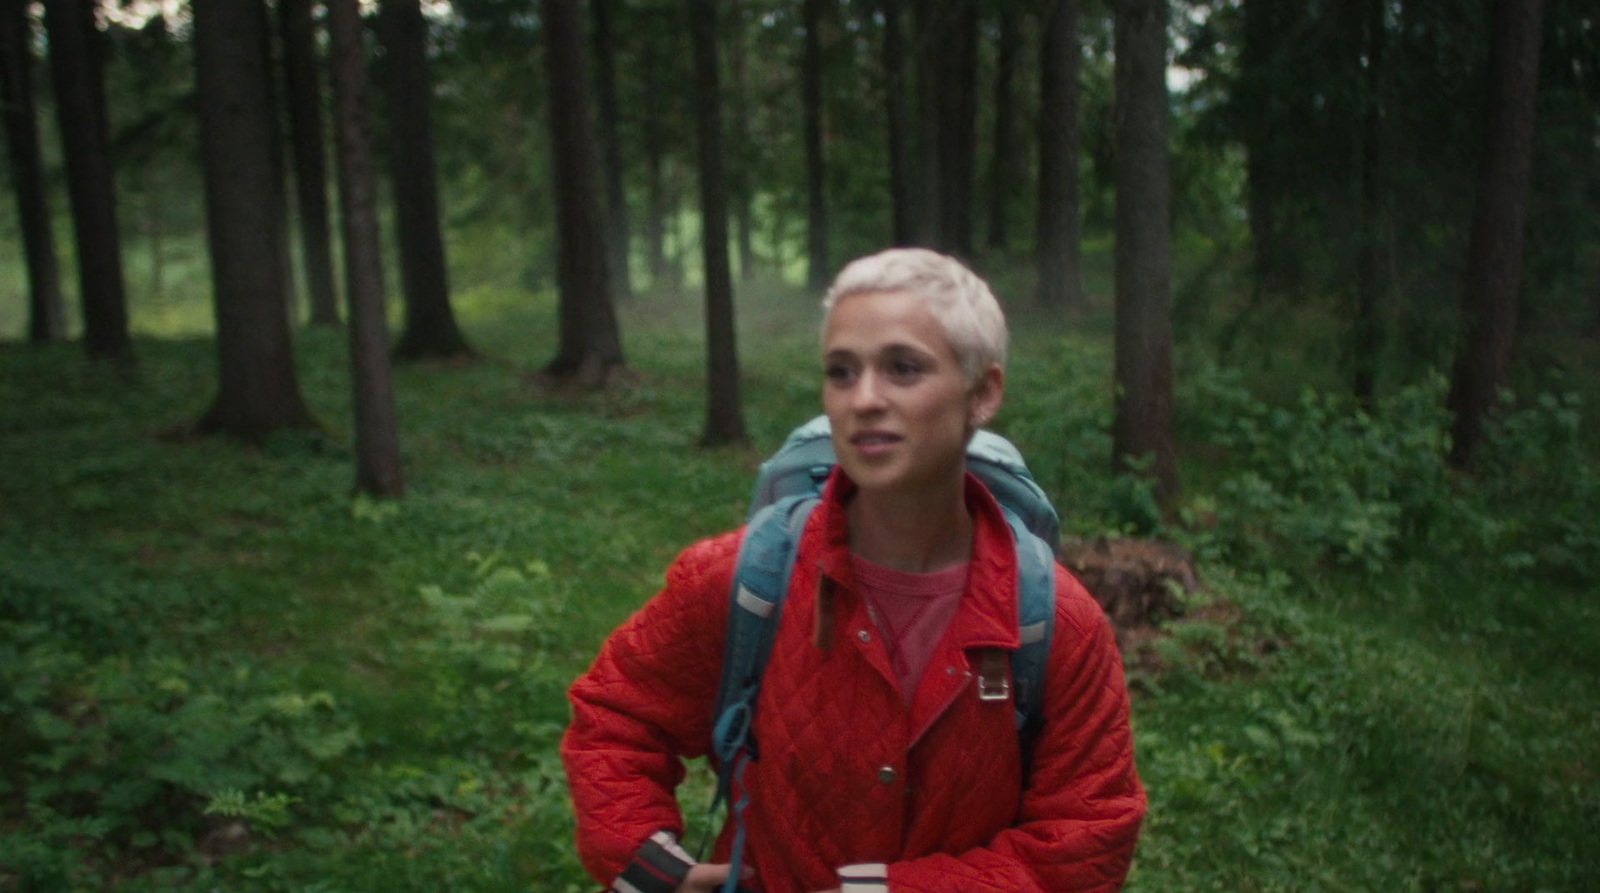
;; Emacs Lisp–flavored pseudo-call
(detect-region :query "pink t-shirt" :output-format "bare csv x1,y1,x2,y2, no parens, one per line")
850,555,969,704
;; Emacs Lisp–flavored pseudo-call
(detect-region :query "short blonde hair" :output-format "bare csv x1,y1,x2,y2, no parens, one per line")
821,248,1008,382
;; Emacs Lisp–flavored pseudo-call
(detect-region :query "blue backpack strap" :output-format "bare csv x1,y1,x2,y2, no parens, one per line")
968,430,1061,550
1002,507,1057,779
708,494,817,889
749,416,836,510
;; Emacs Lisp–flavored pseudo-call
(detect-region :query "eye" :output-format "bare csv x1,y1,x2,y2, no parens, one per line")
824,363,856,385
887,357,923,381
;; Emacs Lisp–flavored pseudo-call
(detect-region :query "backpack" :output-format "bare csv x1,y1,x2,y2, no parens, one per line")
705,416,1062,890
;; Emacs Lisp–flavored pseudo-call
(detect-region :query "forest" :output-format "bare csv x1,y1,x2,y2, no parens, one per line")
1,0,1597,890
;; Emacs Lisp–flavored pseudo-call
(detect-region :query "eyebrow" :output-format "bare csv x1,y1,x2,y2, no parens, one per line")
824,341,934,359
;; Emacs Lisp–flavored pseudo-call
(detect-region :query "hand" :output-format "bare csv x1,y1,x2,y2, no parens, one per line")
675,862,753,893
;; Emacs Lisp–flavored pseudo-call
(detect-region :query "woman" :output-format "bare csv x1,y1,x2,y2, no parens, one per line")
563,249,1145,893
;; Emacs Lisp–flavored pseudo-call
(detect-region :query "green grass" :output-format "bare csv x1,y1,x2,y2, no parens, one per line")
1,273,1597,891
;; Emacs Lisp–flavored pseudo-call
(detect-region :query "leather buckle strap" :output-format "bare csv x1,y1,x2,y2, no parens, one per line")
976,649,1011,702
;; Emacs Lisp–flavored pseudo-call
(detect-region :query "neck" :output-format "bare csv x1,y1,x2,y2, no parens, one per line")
846,476,973,573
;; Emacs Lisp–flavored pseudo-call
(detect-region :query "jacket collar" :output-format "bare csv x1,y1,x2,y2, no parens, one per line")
811,467,1022,651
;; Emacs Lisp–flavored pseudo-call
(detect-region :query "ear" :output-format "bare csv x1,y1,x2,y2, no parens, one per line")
968,364,1005,429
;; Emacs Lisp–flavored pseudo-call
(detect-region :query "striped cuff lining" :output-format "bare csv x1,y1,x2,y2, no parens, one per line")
838,862,889,893
612,831,696,893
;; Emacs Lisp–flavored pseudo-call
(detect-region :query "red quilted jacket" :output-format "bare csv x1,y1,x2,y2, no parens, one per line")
563,472,1145,893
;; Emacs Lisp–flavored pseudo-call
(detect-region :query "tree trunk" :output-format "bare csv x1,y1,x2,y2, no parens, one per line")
591,0,633,303
542,0,627,384
915,0,978,257
43,0,130,361
986,5,1019,253
803,0,829,291
279,0,341,327
193,0,314,441
0,0,64,342
1111,0,1178,503
1036,0,1083,310
881,0,913,247
1239,0,1298,299
640,28,673,289
727,0,756,280
688,0,746,446
1447,0,1544,469
327,0,403,496
1352,0,1385,406
380,0,472,361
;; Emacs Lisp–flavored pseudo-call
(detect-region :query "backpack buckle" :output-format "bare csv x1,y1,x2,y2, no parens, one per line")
976,649,1011,702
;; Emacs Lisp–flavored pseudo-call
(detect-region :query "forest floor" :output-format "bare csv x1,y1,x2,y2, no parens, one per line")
2,283,1598,891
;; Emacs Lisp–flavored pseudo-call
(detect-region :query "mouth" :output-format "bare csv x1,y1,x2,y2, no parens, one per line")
850,430,902,456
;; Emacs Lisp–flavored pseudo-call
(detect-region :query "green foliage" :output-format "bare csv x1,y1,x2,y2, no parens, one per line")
1471,389,1600,583
1169,364,1600,589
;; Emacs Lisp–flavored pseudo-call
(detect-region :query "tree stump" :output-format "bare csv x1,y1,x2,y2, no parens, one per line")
1059,537,1199,639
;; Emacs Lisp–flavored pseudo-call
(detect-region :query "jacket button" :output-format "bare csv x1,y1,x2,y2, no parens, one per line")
857,629,871,643
877,765,897,784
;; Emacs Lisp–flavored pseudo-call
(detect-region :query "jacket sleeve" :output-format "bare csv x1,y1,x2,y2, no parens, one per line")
876,566,1146,893
561,532,741,886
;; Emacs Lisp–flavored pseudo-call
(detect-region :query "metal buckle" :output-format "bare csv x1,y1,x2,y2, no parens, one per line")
976,649,1011,702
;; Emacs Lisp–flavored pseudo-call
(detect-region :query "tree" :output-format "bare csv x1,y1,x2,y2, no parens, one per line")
1036,0,1083,310
880,0,914,247
380,0,473,360
193,0,314,440
986,4,1020,253
914,0,978,256
328,0,403,496
541,0,626,384
0,0,64,342
1111,0,1177,503
1234,0,1301,300
803,0,829,291
43,0,130,360
591,0,633,303
279,0,341,326
688,0,746,446
1352,0,1386,405
727,0,757,280
637,8,678,290
1447,0,1545,468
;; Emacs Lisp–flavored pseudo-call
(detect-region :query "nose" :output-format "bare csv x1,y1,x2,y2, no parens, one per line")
850,369,888,412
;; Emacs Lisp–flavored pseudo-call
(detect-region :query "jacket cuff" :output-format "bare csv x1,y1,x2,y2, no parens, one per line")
612,830,697,893
837,862,889,893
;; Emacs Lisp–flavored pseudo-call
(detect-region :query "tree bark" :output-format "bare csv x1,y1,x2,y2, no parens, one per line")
1447,0,1545,469
1238,0,1298,299
380,0,472,360
880,0,913,247
193,0,314,441
1111,0,1178,503
0,0,64,342
1352,0,1385,406
43,0,130,360
914,0,978,257
279,0,341,326
639,24,673,289
688,0,746,446
727,0,757,280
591,0,634,303
1036,0,1083,310
328,0,403,496
542,0,627,384
986,5,1019,253
803,0,829,291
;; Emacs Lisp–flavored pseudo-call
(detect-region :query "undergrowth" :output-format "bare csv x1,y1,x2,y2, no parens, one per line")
1,284,1596,891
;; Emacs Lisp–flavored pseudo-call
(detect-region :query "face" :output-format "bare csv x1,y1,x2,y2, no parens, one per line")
822,290,1003,499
